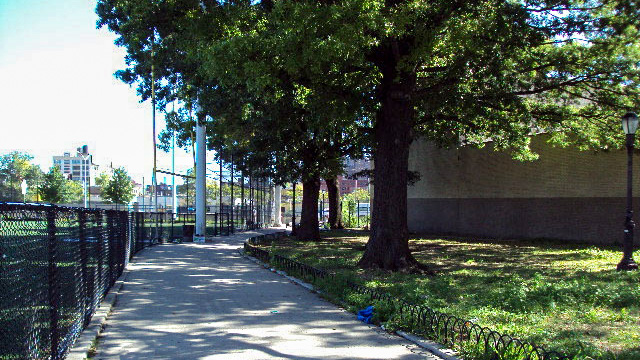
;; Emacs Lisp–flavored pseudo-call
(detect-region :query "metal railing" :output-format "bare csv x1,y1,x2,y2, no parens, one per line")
244,235,571,360
0,203,155,360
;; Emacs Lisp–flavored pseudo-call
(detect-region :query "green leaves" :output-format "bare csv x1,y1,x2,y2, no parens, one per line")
102,167,135,205
40,166,67,204
0,152,43,202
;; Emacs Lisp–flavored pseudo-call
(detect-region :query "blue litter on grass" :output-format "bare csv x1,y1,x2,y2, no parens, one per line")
357,306,374,324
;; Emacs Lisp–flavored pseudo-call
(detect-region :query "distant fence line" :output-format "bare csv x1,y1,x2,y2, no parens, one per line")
56,191,275,231
0,202,268,360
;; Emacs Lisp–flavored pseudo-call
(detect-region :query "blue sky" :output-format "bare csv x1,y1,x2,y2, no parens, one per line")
0,0,201,184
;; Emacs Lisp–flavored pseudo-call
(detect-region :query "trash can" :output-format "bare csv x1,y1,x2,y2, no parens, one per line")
183,224,195,242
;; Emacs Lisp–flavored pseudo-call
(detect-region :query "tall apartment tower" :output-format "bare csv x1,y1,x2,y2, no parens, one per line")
52,145,93,185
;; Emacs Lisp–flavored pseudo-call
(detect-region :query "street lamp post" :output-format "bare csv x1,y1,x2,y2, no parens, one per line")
77,153,91,208
619,112,639,271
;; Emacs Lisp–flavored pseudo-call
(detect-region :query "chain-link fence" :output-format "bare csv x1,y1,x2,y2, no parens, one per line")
0,201,271,360
0,203,155,360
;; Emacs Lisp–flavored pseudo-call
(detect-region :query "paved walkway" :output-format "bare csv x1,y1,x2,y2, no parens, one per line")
93,229,440,360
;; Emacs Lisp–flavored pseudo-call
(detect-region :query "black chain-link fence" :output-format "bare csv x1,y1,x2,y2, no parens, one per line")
0,203,156,360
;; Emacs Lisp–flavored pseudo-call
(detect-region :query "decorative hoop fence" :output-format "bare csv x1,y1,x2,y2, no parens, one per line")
244,234,571,360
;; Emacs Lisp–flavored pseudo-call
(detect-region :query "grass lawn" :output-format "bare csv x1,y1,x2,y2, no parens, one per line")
258,230,640,360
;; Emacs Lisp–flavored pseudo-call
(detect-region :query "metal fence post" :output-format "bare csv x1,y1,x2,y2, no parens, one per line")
116,212,123,278
159,213,164,244
170,213,174,241
129,212,135,261
95,211,105,297
77,209,91,327
134,212,140,253
141,212,146,248
120,211,128,272
139,212,143,243
115,212,121,276
106,211,115,288
46,208,60,360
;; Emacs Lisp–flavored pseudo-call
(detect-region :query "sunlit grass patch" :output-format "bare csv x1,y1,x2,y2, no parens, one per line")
258,230,640,359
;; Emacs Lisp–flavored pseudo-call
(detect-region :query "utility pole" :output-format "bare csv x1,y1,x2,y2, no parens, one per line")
230,153,234,233
274,185,282,226
151,36,159,240
219,150,223,234
241,171,245,229
194,108,206,242
172,129,177,217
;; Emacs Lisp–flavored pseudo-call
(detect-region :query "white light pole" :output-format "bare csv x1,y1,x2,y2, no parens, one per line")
78,153,91,208
194,109,207,242
274,185,282,226
172,130,177,217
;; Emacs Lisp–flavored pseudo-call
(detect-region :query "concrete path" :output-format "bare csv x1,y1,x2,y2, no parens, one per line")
92,229,440,360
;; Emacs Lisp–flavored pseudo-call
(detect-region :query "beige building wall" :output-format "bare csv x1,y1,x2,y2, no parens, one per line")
407,135,639,245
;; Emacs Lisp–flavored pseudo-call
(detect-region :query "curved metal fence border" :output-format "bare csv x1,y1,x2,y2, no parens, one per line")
244,234,571,360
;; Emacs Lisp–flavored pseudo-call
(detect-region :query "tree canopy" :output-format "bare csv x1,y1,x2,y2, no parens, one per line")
97,0,640,271
0,152,43,202
102,167,135,205
40,166,83,204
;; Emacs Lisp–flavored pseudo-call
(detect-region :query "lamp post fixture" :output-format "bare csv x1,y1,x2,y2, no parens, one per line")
618,112,639,271
77,152,91,208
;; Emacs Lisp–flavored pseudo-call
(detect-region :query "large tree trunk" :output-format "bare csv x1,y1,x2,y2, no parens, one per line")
358,41,431,273
296,177,321,241
325,176,344,229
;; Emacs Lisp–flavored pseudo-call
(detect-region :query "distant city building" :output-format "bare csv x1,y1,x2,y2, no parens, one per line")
145,183,174,197
318,157,370,196
52,145,94,185
337,176,369,195
135,183,175,212
343,158,370,178
132,181,143,197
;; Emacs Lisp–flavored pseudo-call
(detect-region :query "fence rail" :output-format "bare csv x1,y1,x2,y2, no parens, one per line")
244,235,571,360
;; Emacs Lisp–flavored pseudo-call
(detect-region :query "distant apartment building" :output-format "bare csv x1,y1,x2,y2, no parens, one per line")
135,183,175,212
145,183,174,197
52,145,94,185
319,157,371,196
343,158,370,177
337,176,369,195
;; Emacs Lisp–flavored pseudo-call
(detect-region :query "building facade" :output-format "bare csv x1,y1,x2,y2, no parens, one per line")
145,183,174,197
319,176,369,196
344,158,370,177
52,145,94,185
407,135,639,245
318,157,371,196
